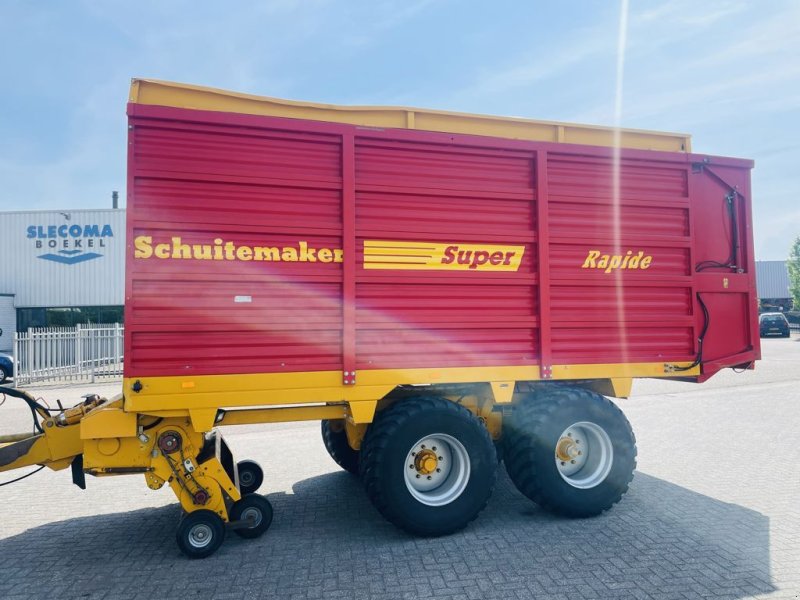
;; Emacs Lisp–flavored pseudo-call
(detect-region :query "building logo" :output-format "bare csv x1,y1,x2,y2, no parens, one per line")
28,224,114,265
363,240,525,272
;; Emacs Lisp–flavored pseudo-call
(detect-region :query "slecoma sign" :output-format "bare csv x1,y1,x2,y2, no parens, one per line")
28,224,114,265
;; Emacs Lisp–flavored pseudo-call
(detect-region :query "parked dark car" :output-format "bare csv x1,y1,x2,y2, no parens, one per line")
0,353,12,384
759,312,791,338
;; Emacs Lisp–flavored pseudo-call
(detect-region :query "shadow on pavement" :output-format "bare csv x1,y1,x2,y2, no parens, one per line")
0,470,774,599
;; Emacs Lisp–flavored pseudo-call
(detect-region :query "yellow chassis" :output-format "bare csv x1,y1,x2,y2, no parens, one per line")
0,361,697,522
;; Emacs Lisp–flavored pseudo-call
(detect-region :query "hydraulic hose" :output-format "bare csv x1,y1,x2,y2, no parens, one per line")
0,386,48,434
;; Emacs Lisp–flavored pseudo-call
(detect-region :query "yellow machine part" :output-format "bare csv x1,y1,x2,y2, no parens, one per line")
129,79,691,152
122,361,696,419
0,364,661,511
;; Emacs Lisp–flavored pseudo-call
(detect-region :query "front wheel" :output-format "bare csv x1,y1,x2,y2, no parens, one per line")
176,510,226,559
359,396,496,536
504,387,637,518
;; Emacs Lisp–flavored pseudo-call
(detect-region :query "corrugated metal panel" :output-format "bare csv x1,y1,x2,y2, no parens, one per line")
351,137,539,370
551,326,694,363
125,101,758,382
550,286,692,322
0,295,14,351
545,152,696,364
0,209,125,307
134,123,341,185
135,179,341,230
355,140,534,193
356,328,539,370
547,155,688,201
126,111,343,376
755,261,790,298
549,202,688,239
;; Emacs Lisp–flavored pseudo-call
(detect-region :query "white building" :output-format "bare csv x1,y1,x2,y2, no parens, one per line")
755,260,792,312
0,209,125,351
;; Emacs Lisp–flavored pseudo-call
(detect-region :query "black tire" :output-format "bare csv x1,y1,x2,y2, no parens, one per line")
321,419,360,475
229,493,274,539
504,386,637,518
176,509,226,559
0,366,7,384
237,460,263,495
359,396,496,536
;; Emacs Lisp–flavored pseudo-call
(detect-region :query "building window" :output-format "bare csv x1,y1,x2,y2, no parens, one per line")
17,306,124,332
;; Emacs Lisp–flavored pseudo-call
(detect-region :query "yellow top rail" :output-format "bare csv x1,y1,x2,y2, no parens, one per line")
129,79,691,153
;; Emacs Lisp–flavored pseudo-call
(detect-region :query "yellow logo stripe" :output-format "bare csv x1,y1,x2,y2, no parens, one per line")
364,240,525,272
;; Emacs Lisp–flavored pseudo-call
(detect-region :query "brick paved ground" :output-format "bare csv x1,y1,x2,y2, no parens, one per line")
0,335,798,599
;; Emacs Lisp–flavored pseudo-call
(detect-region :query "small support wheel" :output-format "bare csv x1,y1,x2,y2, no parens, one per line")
176,509,226,559
237,460,264,495
229,494,273,539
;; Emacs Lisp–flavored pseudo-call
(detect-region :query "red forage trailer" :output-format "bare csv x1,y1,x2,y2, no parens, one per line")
0,80,759,558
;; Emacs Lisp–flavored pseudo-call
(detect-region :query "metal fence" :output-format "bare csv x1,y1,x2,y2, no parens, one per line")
13,324,124,385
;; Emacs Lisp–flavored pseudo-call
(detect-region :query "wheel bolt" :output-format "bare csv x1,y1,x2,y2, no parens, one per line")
571,460,576,464
567,433,572,437
432,446,437,451
438,456,443,461
561,461,565,466
409,465,414,469
412,452,416,456
416,474,420,478
577,451,582,456
436,468,441,473
427,476,432,480
421,445,426,449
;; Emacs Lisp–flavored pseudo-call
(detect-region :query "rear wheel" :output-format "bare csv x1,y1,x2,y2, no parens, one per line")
0,366,7,384
504,387,636,518
321,419,360,475
359,396,496,536
236,460,263,495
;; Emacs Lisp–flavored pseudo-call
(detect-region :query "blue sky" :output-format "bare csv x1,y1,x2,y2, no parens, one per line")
1,0,798,259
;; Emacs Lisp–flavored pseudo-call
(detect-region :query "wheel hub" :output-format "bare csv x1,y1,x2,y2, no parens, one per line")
554,422,614,489
555,437,581,462
404,434,470,507
188,523,213,548
240,506,262,528
414,449,439,475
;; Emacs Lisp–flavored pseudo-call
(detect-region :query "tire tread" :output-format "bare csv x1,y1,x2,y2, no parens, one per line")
359,396,496,535
321,420,360,475
504,386,637,517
